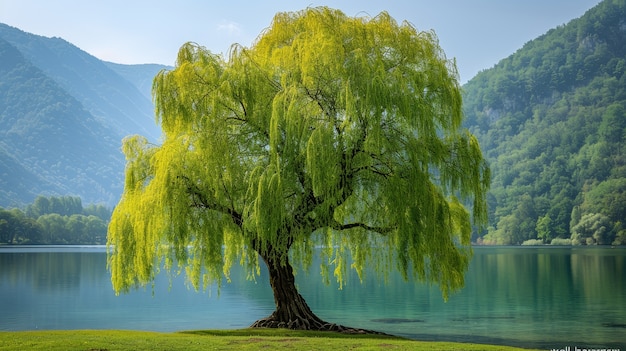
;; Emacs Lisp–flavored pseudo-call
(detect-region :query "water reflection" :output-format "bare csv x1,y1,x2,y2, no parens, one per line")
294,247,625,349
0,246,624,349
1,251,106,291
0,246,275,332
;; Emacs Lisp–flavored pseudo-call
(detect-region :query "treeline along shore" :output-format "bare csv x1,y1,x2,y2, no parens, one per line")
0,195,111,245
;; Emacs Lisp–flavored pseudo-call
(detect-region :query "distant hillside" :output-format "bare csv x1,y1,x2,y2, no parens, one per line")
0,24,163,142
0,24,168,207
463,0,626,245
105,62,166,101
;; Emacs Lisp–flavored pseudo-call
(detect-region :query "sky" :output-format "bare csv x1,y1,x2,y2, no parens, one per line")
0,0,602,83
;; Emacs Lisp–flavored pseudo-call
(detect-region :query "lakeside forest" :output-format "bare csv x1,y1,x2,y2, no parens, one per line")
1,1,626,246
0,196,110,244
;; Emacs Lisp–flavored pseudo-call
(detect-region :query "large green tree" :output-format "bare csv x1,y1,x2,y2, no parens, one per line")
107,7,489,331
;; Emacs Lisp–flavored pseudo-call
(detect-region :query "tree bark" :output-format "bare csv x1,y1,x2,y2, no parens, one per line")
250,248,387,335
250,252,329,330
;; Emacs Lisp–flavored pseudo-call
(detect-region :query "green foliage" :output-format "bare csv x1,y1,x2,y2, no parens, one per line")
612,224,626,245
579,178,626,223
521,239,544,246
108,7,489,300
549,238,573,245
25,195,82,217
0,207,41,244
463,0,626,245
83,203,113,221
535,215,553,243
570,212,612,245
0,195,110,245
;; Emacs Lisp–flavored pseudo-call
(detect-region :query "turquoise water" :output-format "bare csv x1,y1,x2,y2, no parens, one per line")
0,246,624,349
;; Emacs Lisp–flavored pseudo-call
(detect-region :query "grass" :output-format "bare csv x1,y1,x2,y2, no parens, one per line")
0,329,543,351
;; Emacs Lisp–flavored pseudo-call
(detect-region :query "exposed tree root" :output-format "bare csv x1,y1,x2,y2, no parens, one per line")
250,314,389,335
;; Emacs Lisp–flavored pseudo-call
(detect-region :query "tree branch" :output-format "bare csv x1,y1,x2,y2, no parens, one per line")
178,175,243,227
331,220,394,235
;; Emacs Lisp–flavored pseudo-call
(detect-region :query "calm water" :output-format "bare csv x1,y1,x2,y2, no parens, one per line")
0,246,624,349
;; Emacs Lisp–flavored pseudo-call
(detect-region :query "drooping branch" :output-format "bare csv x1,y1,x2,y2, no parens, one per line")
178,175,243,227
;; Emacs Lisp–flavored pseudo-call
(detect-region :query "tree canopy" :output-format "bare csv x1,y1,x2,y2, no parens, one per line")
107,7,489,330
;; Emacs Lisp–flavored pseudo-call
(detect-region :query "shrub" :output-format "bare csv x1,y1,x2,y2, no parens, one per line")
550,238,572,245
521,239,544,246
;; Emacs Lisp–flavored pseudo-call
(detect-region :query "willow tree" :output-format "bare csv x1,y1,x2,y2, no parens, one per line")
107,7,489,331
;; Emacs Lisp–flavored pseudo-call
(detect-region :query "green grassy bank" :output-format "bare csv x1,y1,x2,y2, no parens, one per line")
0,329,542,350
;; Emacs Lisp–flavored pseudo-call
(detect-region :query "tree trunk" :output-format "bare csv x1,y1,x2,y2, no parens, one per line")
250,249,387,335
250,252,329,330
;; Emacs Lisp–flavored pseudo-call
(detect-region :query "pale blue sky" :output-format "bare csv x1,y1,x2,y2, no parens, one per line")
0,0,602,83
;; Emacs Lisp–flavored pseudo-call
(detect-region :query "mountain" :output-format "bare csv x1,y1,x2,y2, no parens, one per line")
0,24,169,207
104,62,165,101
463,0,626,245
0,24,163,141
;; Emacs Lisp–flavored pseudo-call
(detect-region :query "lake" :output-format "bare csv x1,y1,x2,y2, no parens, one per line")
0,246,624,349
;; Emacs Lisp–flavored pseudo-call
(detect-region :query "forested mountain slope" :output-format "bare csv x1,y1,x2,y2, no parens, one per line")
463,0,626,245
0,37,124,206
0,24,168,207
0,24,162,141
